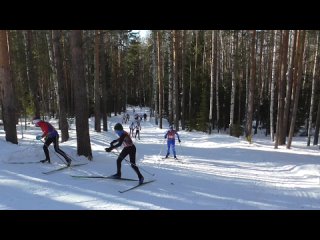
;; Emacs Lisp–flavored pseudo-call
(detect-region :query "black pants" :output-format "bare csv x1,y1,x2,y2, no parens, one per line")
116,145,143,178
135,130,140,139
43,136,69,161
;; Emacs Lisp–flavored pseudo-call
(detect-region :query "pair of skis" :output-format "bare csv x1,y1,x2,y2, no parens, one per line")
6,160,88,174
42,163,88,174
6,160,155,192
161,157,184,163
71,174,156,193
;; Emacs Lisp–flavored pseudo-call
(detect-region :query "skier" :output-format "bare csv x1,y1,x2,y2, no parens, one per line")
105,123,144,184
134,120,141,140
32,117,72,166
164,125,181,159
134,114,141,140
129,121,135,137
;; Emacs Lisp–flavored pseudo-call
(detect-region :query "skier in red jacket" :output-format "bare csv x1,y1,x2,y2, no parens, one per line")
33,117,72,166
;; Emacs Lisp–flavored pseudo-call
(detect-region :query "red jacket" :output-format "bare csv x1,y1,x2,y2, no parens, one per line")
37,121,58,138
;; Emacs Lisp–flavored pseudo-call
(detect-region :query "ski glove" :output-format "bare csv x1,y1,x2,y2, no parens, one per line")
105,147,112,152
36,135,42,140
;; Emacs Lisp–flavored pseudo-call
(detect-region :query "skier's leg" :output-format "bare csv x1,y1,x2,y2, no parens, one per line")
116,149,129,177
166,141,170,157
42,138,53,162
172,142,177,158
128,146,143,182
53,136,71,165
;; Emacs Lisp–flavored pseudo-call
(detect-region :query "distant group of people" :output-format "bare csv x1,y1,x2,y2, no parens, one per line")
32,110,182,184
122,113,130,124
129,113,145,140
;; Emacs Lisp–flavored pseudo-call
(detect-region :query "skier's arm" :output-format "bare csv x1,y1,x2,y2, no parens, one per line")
164,131,168,138
176,132,181,142
110,134,125,149
110,140,117,146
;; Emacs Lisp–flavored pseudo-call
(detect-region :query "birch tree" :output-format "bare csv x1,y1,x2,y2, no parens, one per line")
209,30,214,134
307,31,319,146
270,30,277,141
229,31,236,136
152,31,158,125
157,31,163,128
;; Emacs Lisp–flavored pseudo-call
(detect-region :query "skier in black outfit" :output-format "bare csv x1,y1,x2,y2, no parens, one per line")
105,123,144,184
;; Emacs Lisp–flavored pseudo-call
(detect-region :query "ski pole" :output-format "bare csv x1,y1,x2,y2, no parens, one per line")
178,141,184,157
158,138,166,158
110,150,155,176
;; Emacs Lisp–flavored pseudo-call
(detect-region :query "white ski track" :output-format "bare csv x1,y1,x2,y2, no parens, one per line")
161,157,184,163
5,160,42,164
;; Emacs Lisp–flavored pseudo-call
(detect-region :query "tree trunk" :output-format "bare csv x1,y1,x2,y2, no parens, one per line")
180,30,186,130
245,30,256,143
279,30,289,145
274,31,288,148
287,30,306,149
215,30,220,132
94,30,101,132
152,31,158,125
173,30,180,130
229,31,237,136
101,31,108,131
283,30,297,144
255,30,264,135
209,30,214,134
167,31,173,124
52,30,69,142
270,30,277,141
70,30,92,160
46,31,58,119
157,31,163,129
307,31,319,146
0,30,18,144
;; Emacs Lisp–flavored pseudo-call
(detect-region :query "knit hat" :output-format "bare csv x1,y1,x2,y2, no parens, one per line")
32,117,41,125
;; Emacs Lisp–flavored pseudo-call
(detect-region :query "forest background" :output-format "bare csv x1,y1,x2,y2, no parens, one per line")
1,30,320,159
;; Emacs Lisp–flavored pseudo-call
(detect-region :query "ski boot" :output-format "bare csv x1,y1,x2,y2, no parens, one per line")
139,176,144,184
40,159,50,164
66,158,72,167
111,173,121,179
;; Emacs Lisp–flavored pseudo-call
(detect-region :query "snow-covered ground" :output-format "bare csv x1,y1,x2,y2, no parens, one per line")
0,106,320,209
